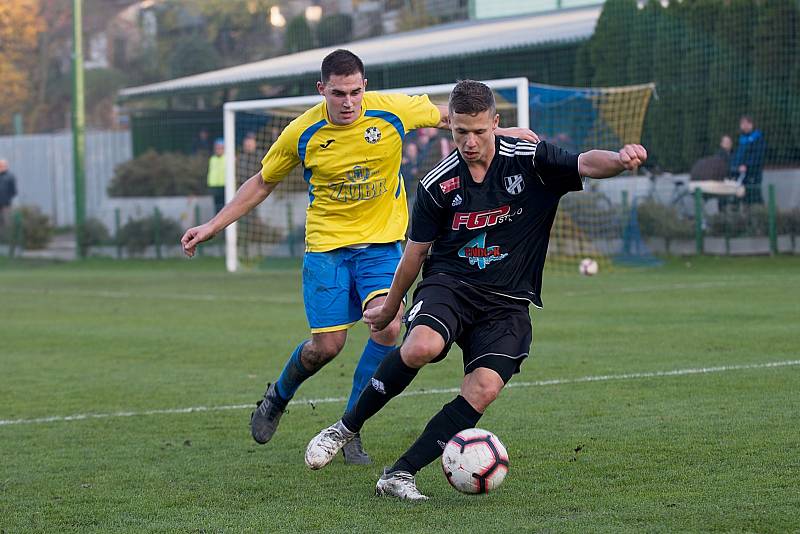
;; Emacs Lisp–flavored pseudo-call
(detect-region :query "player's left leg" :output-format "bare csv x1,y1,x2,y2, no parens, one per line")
305,278,461,471
251,249,359,445
341,242,405,464
378,302,531,500
375,370,501,502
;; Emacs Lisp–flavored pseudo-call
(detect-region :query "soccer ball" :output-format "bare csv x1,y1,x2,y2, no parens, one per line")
441,428,509,494
579,257,599,276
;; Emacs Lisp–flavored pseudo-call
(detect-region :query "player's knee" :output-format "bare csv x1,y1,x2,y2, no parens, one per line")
401,334,444,367
370,316,401,345
462,374,503,412
304,334,346,368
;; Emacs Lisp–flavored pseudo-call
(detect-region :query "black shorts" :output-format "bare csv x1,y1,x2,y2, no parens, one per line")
403,274,533,383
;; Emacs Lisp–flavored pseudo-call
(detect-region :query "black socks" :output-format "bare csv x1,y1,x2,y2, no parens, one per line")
341,348,419,433
391,395,482,475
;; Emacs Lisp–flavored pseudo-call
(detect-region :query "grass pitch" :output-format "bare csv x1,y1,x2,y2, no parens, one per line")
1,255,798,533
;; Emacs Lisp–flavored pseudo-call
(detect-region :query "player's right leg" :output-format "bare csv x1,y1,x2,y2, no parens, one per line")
379,295,531,500
250,249,357,445
306,279,462,469
305,325,447,469
373,378,491,502
251,330,346,444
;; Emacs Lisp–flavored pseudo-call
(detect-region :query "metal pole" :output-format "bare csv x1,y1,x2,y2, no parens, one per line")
768,184,777,255
694,188,704,255
223,106,237,272
115,207,121,259
154,206,162,260
13,113,23,135
10,210,23,259
72,0,86,258
621,190,630,255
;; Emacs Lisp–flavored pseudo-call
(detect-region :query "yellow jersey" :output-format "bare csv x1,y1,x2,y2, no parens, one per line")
260,92,440,252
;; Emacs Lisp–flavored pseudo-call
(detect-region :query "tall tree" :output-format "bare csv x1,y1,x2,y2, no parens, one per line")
285,15,314,54
589,0,637,87
193,0,277,65
317,13,353,47
707,0,756,157
0,0,45,133
649,0,688,170
627,0,658,85
680,0,718,165
167,33,222,78
751,0,798,164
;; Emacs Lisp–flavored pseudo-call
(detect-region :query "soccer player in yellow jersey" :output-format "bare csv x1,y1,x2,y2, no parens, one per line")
181,50,537,464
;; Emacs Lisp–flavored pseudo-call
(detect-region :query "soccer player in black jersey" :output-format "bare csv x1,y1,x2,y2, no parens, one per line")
305,80,647,500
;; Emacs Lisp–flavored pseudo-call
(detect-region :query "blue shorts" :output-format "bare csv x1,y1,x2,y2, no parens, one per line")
303,242,402,333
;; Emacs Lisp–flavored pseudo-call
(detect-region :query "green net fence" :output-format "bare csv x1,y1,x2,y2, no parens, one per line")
4,0,798,260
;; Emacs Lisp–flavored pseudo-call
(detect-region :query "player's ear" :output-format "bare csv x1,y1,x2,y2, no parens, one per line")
316,81,325,95
363,78,368,90
492,114,500,129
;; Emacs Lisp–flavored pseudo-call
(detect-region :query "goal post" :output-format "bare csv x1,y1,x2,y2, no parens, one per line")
222,77,530,273
222,78,654,274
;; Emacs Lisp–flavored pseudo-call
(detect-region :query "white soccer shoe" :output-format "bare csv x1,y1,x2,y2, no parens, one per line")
375,469,429,501
305,420,354,470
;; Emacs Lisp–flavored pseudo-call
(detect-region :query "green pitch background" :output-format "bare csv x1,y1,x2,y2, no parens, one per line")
1,256,798,533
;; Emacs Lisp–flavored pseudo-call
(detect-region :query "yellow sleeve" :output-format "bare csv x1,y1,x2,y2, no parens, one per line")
260,127,301,184
373,93,442,133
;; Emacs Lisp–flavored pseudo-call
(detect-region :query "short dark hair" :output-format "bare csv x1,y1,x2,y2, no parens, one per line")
740,114,754,124
449,80,496,117
321,49,365,82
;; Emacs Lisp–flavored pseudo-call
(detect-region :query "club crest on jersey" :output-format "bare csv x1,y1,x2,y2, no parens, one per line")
439,176,460,194
458,232,508,269
346,165,370,183
504,174,525,195
364,126,381,144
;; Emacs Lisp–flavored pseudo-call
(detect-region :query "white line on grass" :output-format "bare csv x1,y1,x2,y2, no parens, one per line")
0,287,298,305
2,359,798,428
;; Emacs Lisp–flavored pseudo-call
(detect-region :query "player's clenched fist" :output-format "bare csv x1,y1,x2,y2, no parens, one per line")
618,144,647,170
363,305,394,332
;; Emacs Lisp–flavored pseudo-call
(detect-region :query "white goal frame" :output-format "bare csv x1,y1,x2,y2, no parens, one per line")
222,77,530,272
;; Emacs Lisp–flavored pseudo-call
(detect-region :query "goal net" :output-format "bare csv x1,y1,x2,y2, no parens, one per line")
223,78,529,272
532,82,657,272
224,79,654,273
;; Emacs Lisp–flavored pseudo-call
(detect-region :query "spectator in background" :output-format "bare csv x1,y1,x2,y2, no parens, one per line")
236,132,260,187
400,142,420,197
730,115,766,204
414,127,440,172
690,134,734,182
0,159,18,227
207,138,226,214
191,128,212,155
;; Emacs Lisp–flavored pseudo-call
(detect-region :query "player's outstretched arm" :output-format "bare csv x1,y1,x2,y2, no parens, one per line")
363,240,431,332
181,173,277,257
578,144,648,179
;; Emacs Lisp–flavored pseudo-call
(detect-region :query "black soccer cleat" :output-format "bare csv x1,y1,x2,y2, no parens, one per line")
250,383,287,444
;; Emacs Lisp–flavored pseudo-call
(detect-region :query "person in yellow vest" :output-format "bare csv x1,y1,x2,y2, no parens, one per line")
207,138,226,214
181,50,537,464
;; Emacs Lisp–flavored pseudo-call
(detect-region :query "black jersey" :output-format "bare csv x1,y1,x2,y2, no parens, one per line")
408,136,583,307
